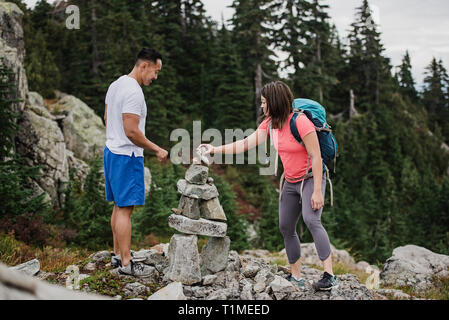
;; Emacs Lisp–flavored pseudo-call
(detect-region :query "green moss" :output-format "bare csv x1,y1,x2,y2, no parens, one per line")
80,270,134,297
80,270,162,299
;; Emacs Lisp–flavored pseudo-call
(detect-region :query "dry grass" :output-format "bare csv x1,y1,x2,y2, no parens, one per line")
0,233,93,273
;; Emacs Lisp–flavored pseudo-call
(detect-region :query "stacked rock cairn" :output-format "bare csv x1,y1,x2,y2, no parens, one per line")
166,148,230,285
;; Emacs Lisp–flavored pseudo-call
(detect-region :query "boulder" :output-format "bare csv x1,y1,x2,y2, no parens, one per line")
0,2,28,112
200,236,230,275
200,197,227,221
176,179,219,200
166,234,202,285
16,107,69,207
380,245,449,291
123,282,148,298
269,275,296,300
148,281,186,300
26,92,54,120
47,95,106,161
9,259,40,276
144,166,151,195
133,249,168,273
168,214,227,237
89,250,111,263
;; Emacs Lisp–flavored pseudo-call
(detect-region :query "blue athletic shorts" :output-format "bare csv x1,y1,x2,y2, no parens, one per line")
103,146,145,207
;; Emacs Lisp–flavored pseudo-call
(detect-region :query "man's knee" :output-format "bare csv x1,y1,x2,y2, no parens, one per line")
116,205,134,217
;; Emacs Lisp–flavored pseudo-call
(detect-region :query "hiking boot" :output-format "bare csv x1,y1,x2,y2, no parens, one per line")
118,259,153,277
111,252,135,268
111,253,121,268
287,274,305,289
314,272,339,291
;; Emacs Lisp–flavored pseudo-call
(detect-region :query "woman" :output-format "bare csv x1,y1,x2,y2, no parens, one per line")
199,81,338,291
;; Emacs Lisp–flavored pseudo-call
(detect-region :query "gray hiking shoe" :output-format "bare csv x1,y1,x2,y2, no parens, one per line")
111,253,121,268
287,274,306,289
111,252,135,268
118,260,153,277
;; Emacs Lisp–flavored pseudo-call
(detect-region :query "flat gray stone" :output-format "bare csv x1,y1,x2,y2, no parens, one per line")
178,195,200,220
166,234,202,285
200,197,227,221
168,214,227,237
200,237,230,275
148,282,186,300
177,179,219,200
10,259,40,276
185,165,208,185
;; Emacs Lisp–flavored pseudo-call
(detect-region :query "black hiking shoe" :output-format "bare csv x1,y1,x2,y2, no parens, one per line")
314,272,339,291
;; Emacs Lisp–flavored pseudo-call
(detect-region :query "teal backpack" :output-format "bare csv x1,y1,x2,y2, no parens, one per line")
267,98,338,206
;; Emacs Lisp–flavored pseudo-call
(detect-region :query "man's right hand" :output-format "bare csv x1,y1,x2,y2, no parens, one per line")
156,148,169,162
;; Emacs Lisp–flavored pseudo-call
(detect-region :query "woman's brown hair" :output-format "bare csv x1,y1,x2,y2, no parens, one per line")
261,81,294,130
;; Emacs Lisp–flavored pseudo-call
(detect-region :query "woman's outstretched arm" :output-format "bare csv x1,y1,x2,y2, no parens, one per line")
199,128,268,155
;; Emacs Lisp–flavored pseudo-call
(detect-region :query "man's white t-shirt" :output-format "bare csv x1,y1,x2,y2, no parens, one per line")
105,75,147,157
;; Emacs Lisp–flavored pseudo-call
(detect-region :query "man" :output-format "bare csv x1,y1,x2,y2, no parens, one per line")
103,47,168,276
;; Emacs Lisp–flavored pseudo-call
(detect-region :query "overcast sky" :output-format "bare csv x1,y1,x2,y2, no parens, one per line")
23,0,449,87
203,0,449,88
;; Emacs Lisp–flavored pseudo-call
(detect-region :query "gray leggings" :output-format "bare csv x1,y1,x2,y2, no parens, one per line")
279,175,331,264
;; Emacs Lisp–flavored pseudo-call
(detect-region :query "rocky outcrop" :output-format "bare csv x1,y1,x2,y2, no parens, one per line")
7,243,446,300
47,95,106,161
380,245,449,291
16,92,70,206
0,1,28,112
0,1,151,207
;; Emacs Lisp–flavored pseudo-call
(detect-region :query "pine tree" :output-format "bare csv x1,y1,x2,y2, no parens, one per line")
396,50,418,99
133,161,184,238
230,0,277,126
345,0,392,109
422,58,449,141
63,154,113,250
211,174,250,252
209,25,253,132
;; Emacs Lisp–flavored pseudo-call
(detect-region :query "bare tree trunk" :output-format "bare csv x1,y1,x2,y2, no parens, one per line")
317,36,323,103
349,89,359,119
375,67,380,105
255,63,263,126
91,0,100,76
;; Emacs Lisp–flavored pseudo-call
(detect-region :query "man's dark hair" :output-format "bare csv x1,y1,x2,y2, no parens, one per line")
135,47,162,66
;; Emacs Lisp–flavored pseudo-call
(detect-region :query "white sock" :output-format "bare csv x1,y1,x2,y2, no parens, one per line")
292,275,304,281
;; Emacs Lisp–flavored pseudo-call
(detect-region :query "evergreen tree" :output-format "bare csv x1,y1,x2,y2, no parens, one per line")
133,161,185,238
211,174,250,252
256,181,283,252
209,25,253,132
345,0,392,109
396,50,418,99
62,154,113,250
230,0,277,126
422,58,449,142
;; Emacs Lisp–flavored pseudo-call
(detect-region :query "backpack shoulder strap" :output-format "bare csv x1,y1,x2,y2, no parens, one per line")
290,111,305,146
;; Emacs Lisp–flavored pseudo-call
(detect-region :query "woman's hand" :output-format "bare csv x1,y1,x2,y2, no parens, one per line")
311,191,324,211
198,144,215,155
